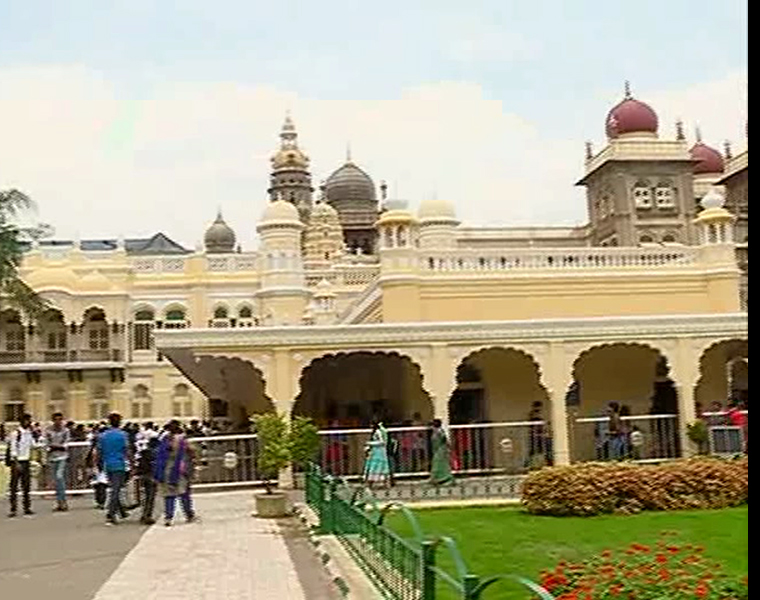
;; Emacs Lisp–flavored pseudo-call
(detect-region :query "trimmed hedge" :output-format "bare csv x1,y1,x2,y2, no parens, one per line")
521,457,748,516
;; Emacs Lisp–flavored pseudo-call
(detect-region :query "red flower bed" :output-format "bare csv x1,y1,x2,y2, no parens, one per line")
537,539,748,599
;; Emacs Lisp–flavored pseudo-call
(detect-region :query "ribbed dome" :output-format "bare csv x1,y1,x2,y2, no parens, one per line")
418,199,457,222
605,84,658,138
325,161,377,205
690,142,724,175
311,201,340,220
204,211,236,254
260,199,300,223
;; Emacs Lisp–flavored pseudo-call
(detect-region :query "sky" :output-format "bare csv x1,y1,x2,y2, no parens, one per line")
0,0,748,250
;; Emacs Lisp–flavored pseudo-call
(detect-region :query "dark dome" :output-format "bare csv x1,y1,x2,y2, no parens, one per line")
605,97,658,138
690,142,724,175
204,211,236,253
325,161,377,205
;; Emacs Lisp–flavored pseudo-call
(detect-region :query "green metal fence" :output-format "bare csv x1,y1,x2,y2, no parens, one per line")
305,463,552,600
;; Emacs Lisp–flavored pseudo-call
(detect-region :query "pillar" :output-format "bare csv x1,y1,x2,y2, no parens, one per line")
542,342,574,466
69,385,87,422
424,344,457,425
671,338,700,457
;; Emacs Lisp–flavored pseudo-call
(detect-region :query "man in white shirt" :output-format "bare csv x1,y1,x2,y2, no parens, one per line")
8,413,37,517
45,412,71,512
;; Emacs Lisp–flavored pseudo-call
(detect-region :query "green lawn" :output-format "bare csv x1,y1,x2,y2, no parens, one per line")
386,505,748,599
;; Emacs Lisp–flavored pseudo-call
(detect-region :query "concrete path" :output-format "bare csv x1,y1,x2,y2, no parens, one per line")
92,491,337,600
0,496,149,600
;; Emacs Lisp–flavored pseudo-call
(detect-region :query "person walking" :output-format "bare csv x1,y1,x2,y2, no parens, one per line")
1,424,10,501
45,412,71,512
8,413,38,517
154,420,197,527
362,420,391,489
98,413,131,525
428,419,455,486
135,423,159,525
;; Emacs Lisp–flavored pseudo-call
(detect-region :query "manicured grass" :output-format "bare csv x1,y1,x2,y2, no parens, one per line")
386,505,748,599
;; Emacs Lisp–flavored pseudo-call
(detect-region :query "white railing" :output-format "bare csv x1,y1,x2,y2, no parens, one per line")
131,257,187,274
421,246,699,273
572,414,680,463
206,254,258,272
305,264,380,288
586,139,691,174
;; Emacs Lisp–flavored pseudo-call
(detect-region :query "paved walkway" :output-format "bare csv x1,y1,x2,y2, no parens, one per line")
93,491,337,600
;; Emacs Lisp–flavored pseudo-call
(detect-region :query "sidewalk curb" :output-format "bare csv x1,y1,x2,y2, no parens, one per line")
292,503,382,599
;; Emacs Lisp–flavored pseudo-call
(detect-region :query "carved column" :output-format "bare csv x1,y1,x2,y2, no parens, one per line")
670,337,700,457
541,342,574,466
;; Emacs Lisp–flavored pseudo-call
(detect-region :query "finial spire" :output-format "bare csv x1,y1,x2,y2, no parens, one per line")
585,141,593,160
280,111,297,147
318,180,327,202
624,80,632,99
675,119,685,141
216,206,223,220
695,125,702,143
379,180,388,201
346,142,352,163
724,140,733,159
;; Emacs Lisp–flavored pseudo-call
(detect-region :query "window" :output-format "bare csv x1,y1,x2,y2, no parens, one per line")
662,233,677,243
639,235,654,244
48,387,67,419
655,185,675,208
131,384,152,419
633,183,652,209
4,387,25,422
237,305,255,327
163,308,187,330
47,330,67,350
89,327,109,350
5,328,25,352
89,385,110,421
211,305,230,328
172,383,193,417
133,309,155,351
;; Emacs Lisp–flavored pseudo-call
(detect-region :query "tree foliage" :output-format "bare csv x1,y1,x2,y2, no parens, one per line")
0,189,51,317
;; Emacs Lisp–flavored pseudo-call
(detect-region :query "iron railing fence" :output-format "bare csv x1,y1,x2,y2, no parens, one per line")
20,411,748,496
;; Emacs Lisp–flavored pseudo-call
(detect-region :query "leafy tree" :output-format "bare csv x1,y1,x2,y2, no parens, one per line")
289,415,321,469
254,412,291,494
0,189,51,318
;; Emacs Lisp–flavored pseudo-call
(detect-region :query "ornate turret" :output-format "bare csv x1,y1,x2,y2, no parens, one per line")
268,113,313,223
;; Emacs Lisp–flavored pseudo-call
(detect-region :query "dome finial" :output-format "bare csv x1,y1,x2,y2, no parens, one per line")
724,140,733,159
216,206,223,220
675,119,685,141
380,180,388,201
280,111,297,147
585,141,593,160
695,125,702,143
624,80,632,99
346,142,352,163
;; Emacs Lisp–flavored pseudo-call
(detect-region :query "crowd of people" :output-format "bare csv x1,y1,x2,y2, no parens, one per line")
1,413,204,526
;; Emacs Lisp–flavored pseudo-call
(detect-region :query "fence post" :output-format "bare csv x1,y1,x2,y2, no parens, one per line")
462,574,480,599
321,476,337,535
421,540,436,600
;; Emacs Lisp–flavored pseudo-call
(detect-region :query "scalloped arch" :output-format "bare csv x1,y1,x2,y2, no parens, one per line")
131,302,157,318
454,345,546,385
194,352,275,414
571,341,672,377
82,305,109,322
694,337,748,391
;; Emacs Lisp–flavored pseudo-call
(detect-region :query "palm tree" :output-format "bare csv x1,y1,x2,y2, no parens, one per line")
0,188,51,318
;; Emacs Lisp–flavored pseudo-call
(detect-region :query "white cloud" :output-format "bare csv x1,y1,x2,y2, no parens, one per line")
0,65,747,250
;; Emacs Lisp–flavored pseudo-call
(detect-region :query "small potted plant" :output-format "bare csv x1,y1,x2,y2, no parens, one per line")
253,412,291,517
289,416,321,489
686,419,709,455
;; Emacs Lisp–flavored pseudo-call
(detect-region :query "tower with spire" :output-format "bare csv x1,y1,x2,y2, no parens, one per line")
268,112,314,224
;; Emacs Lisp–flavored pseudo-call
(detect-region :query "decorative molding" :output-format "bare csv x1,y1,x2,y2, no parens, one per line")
156,313,748,353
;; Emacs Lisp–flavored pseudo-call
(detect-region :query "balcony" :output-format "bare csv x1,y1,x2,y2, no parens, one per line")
0,348,124,370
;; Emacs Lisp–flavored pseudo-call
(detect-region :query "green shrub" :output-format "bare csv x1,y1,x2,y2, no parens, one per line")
289,415,321,469
521,457,748,516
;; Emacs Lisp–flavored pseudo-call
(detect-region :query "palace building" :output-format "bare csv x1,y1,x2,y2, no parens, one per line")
0,84,748,465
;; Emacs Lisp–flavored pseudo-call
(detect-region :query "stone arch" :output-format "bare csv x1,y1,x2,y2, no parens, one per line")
292,350,432,428
448,346,548,424
170,352,275,430
570,341,676,417
36,308,68,358
695,338,748,409
131,303,156,318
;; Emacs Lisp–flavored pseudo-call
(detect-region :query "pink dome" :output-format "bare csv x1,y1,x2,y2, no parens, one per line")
605,85,658,138
690,142,724,175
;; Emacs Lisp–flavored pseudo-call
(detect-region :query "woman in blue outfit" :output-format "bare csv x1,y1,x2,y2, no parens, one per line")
363,421,391,488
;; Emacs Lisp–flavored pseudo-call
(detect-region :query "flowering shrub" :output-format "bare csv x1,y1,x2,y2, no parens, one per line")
522,457,748,516
538,539,748,599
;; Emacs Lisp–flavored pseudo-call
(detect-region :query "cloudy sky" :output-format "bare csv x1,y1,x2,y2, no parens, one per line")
0,0,748,250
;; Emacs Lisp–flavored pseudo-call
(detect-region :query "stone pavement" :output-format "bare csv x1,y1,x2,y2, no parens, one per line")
92,491,337,600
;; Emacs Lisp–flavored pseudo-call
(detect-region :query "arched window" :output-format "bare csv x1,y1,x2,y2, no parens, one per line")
172,383,193,417
1,309,26,356
40,310,67,357
237,305,255,327
632,180,653,209
164,307,187,330
131,384,152,419
48,386,67,418
133,308,155,351
89,384,110,420
213,306,228,320
639,234,655,244
4,387,25,422
662,233,677,243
